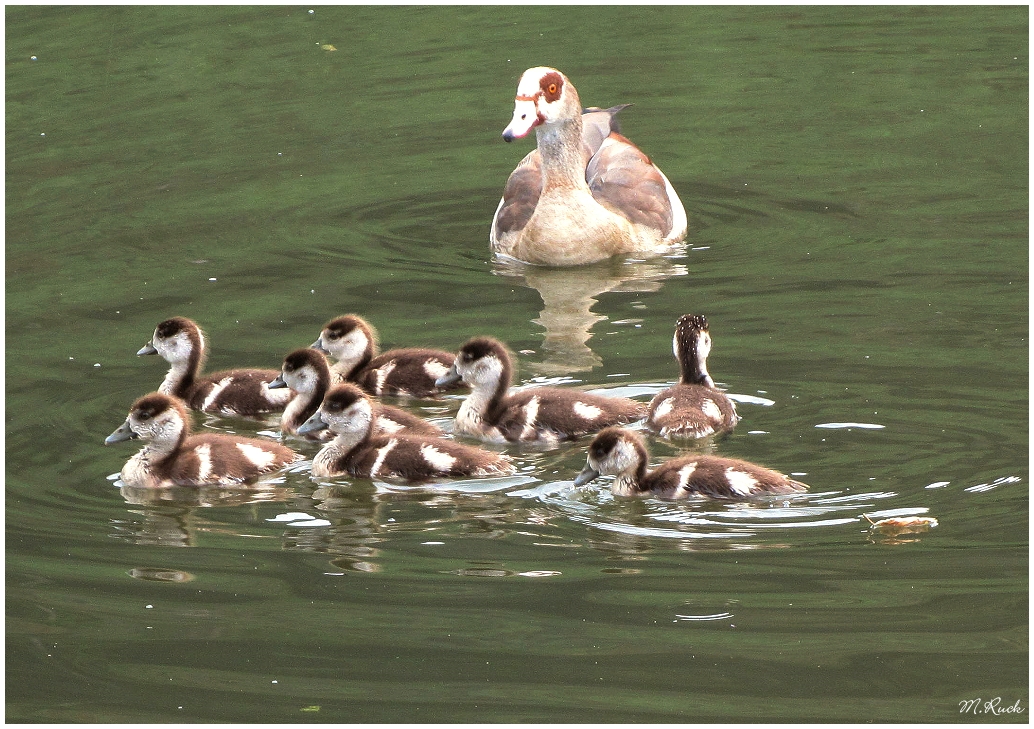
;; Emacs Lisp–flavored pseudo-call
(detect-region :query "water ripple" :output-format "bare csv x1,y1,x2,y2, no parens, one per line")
964,475,1022,493
504,480,937,547
674,612,734,622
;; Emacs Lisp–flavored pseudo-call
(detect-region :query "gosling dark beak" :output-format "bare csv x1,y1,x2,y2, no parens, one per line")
573,463,600,487
104,419,138,445
310,338,328,353
137,343,158,356
297,411,329,436
268,374,288,389
434,363,464,389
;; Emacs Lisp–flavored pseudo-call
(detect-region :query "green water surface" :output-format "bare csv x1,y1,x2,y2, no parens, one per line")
6,5,1028,723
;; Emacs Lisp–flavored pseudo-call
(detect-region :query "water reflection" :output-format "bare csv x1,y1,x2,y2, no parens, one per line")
287,478,543,572
127,567,196,583
119,483,292,508
491,255,689,375
110,484,293,547
514,480,946,548
107,465,942,554
284,486,387,572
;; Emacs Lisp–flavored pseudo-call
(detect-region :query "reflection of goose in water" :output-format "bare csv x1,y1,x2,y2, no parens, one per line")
281,487,386,573
492,256,688,375
112,484,292,547
282,487,534,573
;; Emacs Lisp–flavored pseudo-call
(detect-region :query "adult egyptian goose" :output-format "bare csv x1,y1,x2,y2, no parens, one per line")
270,348,442,440
491,66,688,266
434,336,646,445
138,317,293,417
298,384,515,481
104,392,299,488
310,314,457,398
647,314,739,439
574,428,808,500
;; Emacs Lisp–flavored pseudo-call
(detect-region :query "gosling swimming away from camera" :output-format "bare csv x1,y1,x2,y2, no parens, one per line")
574,427,808,499
138,316,293,416
435,336,646,445
298,384,515,481
104,392,299,488
270,348,442,441
647,314,739,439
310,314,458,397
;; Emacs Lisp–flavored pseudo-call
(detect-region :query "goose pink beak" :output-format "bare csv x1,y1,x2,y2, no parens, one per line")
502,99,540,142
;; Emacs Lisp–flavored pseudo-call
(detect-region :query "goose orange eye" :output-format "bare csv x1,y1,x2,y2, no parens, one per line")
547,83,558,95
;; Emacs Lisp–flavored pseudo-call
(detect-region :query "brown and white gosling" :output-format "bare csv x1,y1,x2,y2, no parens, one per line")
138,316,293,417
435,336,646,445
647,314,739,439
270,348,442,440
297,384,515,481
574,427,808,499
104,392,299,488
310,314,458,398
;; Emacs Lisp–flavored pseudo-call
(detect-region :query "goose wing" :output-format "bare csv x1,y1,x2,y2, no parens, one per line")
586,131,676,236
491,149,541,244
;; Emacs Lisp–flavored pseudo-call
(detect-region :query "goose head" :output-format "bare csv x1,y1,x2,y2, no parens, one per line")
138,316,205,366
310,315,374,370
674,314,715,387
270,348,329,395
105,392,188,448
573,427,649,487
298,383,374,438
503,67,582,142
435,337,510,394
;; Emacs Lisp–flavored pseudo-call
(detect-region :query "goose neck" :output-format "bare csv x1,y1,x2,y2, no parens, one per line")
536,117,589,192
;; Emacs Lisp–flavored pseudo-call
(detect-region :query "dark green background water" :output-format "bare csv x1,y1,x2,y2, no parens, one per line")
6,5,1027,723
